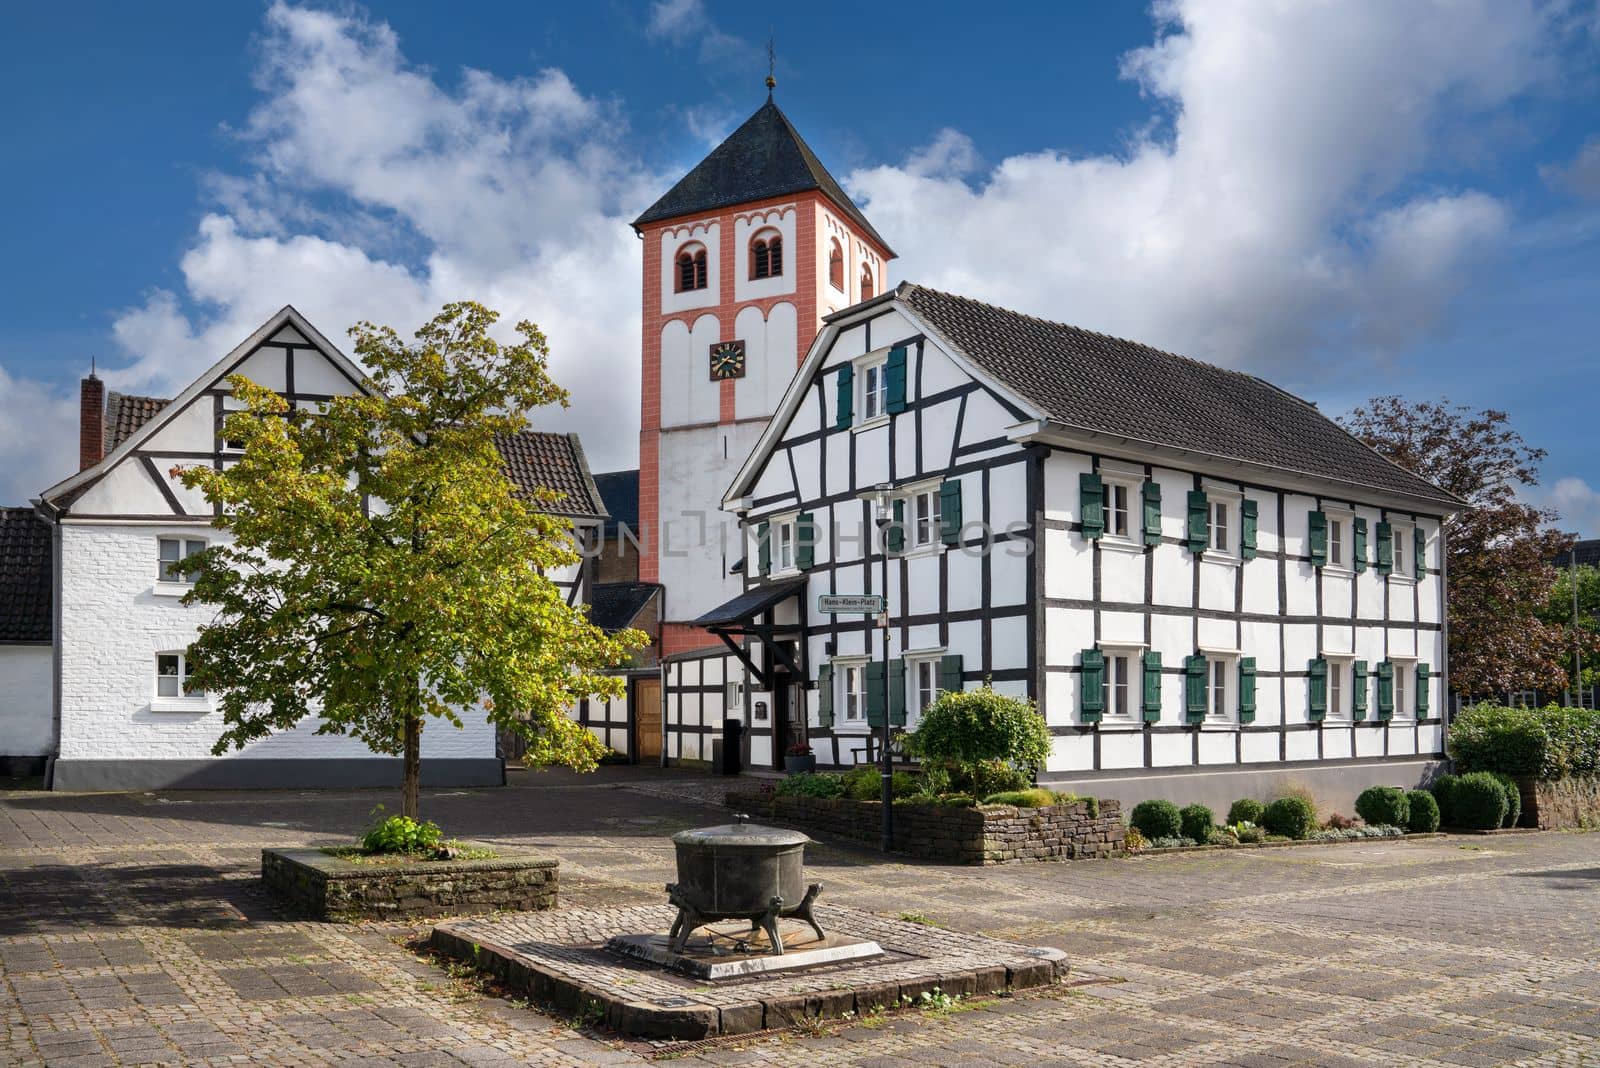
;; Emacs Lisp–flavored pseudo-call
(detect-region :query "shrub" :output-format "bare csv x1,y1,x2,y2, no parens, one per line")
842,766,878,801
1452,771,1509,830
362,813,443,855
776,772,845,799
982,787,1059,808
1406,789,1440,833
1429,773,1459,825
1261,796,1318,840
1130,799,1183,839
910,686,1051,791
1355,786,1410,828
939,793,976,807
950,760,1031,799
1232,823,1265,844
1491,772,1522,828
1324,812,1356,830
1179,803,1215,844
1227,798,1265,826
1448,703,1600,780
1123,827,1148,852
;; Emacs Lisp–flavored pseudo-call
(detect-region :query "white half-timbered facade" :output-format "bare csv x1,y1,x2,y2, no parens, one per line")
665,283,1461,813
35,306,607,791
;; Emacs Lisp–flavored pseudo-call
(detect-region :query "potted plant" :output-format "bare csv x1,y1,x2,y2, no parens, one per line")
784,742,816,774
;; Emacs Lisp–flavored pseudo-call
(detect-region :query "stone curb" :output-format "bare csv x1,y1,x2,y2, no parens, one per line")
263,846,559,922
1131,831,1451,856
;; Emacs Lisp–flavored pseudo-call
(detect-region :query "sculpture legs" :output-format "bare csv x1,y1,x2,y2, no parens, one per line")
757,895,784,955
793,882,825,943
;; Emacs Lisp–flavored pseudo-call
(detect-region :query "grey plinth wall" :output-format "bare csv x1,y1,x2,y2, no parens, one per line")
262,847,558,921
726,793,1125,864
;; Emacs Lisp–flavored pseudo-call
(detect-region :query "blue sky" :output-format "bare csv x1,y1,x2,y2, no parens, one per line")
2,1,1598,532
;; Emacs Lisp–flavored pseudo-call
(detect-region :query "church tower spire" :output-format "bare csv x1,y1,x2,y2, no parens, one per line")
632,98,894,654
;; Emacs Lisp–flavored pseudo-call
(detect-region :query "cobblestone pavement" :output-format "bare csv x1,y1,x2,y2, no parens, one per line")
1,767,1597,1066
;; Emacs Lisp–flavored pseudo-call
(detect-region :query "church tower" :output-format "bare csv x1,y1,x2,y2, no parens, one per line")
633,96,894,654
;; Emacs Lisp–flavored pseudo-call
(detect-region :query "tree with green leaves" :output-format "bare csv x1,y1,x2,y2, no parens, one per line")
176,302,644,819
1340,397,1588,697
1536,562,1600,693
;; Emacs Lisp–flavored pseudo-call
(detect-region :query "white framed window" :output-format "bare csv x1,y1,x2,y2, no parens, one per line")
155,653,204,700
157,537,207,585
907,653,947,723
765,513,798,574
1324,655,1354,720
1200,649,1239,723
1203,485,1243,561
1391,522,1413,579
1392,658,1415,718
1329,517,1344,568
725,680,743,713
861,356,889,422
1210,500,1230,553
1108,482,1131,539
838,661,867,722
910,485,943,550
1097,644,1144,723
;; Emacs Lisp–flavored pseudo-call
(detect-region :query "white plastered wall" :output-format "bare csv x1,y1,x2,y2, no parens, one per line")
0,646,53,756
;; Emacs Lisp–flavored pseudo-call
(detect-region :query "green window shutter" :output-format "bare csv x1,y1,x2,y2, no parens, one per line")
816,665,834,728
1353,518,1368,573
1186,490,1209,553
1376,521,1394,576
1308,658,1327,721
796,512,816,570
835,365,854,429
1080,649,1105,722
865,660,886,727
1184,655,1207,724
885,345,908,413
938,654,964,697
1142,480,1162,546
939,480,962,546
1352,660,1369,721
1376,660,1394,719
887,498,905,554
1142,651,1163,722
1080,472,1105,539
1238,657,1256,724
1416,662,1430,716
888,658,907,726
1308,510,1328,568
1241,499,1258,560
757,521,771,575
1414,527,1427,578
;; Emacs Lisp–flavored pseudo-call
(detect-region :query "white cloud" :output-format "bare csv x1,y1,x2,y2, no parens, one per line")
1544,136,1600,199
1545,477,1600,539
847,0,1553,376
645,0,747,63
0,365,77,505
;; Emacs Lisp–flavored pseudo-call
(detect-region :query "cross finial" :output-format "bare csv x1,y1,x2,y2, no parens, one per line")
765,34,776,94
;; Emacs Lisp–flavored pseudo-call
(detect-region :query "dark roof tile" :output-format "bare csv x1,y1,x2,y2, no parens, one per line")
593,469,639,537
494,431,608,519
589,581,659,631
0,507,52,643
105,392,170,449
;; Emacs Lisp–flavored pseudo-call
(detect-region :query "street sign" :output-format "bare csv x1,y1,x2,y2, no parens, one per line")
816,594,885,614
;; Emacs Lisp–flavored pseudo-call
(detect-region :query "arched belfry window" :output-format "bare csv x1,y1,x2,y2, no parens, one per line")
676,244,708,292
860,263,875,301
828,239,844,290
751,230,783,280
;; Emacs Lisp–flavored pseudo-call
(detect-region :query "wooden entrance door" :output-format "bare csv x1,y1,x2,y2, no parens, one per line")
635,678,662,764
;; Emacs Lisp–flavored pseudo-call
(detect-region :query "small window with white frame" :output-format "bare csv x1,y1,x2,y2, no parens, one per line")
155,652,204,699
1100,647,1139,722
860,355,889,422
1204,486,1241,559
1324,655,1354,720
1201,650,1238,722
157,536,207,585
907,653,945,723
1108,482,1132,539
1391,521,1413,579
1211,500,1230,553
837,660,867,722
768,515,798,574
725,680,743,713
1392,658,1415,717
908,484,943,550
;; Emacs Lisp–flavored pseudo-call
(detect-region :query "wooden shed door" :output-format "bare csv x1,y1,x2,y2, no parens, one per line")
635,679,662,764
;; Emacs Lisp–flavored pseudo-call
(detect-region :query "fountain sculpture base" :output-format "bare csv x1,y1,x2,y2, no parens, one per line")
608,917,884,980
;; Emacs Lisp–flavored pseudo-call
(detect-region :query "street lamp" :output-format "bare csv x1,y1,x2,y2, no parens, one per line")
856,483,896,853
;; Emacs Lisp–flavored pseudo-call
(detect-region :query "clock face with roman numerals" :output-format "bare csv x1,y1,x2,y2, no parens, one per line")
709,339,746,380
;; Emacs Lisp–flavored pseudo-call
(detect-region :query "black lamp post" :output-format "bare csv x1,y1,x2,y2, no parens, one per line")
860,484,895,853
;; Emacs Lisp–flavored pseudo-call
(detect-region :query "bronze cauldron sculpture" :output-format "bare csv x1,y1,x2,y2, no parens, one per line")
665,815,824,955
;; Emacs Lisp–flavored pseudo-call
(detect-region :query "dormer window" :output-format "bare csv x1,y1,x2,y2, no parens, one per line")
828,239,844,290
860,263,875,301
675,245,708,292
750,231,782,280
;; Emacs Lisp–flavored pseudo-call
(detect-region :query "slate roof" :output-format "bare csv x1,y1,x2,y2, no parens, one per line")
1555,540,1600,569
0,507,52,643
589,581,660,631
633,99,893,254
691,576,809,627
105,392,169,449
494,431,608,519
892,284,1460,509
592,469,639,538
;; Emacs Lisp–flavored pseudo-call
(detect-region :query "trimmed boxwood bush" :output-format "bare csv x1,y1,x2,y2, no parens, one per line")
1452,771,1509,830
982,787,1059,808
1354,786,1410,828
1179,803,1215,844
1429,773,1459,825
1405,789,1440,833
1130,799,1183,840
1491,772,1522,828
1227,798,1265,826
1261,796,1318,840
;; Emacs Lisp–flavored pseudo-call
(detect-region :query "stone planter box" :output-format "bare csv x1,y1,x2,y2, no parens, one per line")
1515,774,1600,830
262,846,558,922
726,791,1124,865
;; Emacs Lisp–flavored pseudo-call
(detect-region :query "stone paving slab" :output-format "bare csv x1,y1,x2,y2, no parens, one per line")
432,903,1066,1039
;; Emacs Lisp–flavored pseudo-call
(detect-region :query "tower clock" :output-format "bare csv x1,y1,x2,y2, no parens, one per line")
708,339,746,380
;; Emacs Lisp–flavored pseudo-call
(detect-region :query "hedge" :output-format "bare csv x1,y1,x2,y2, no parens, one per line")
1452,772,1509,830
1179,803,1215,844
1227,798,1265,826
1405,790,1440,833
1429,774,1459,825
1354,786,1409,828
1447,703,1600,780
1261,796,1318,840
1491,772,1522,828
1130,799,1182,839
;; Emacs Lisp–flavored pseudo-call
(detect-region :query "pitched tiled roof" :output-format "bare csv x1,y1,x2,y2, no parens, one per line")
494,432,608,519
592,469,639,538
895,284,1460,509
105,392,170,450
0,507,52,643
633,99,893,254
589,581,660,631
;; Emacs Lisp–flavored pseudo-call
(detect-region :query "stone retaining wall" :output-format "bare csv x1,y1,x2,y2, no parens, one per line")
726,792,1124,864
1518,775,1600,830
262,847,558,921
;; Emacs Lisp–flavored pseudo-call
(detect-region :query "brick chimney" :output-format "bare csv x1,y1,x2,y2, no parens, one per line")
79,371,104,470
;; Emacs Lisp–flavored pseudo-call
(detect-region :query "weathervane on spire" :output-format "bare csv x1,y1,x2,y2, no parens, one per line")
765,34,776,94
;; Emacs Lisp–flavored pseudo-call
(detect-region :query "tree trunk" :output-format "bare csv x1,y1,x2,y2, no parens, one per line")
402,713,421,820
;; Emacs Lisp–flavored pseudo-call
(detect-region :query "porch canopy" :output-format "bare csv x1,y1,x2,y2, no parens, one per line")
690,576,810,689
